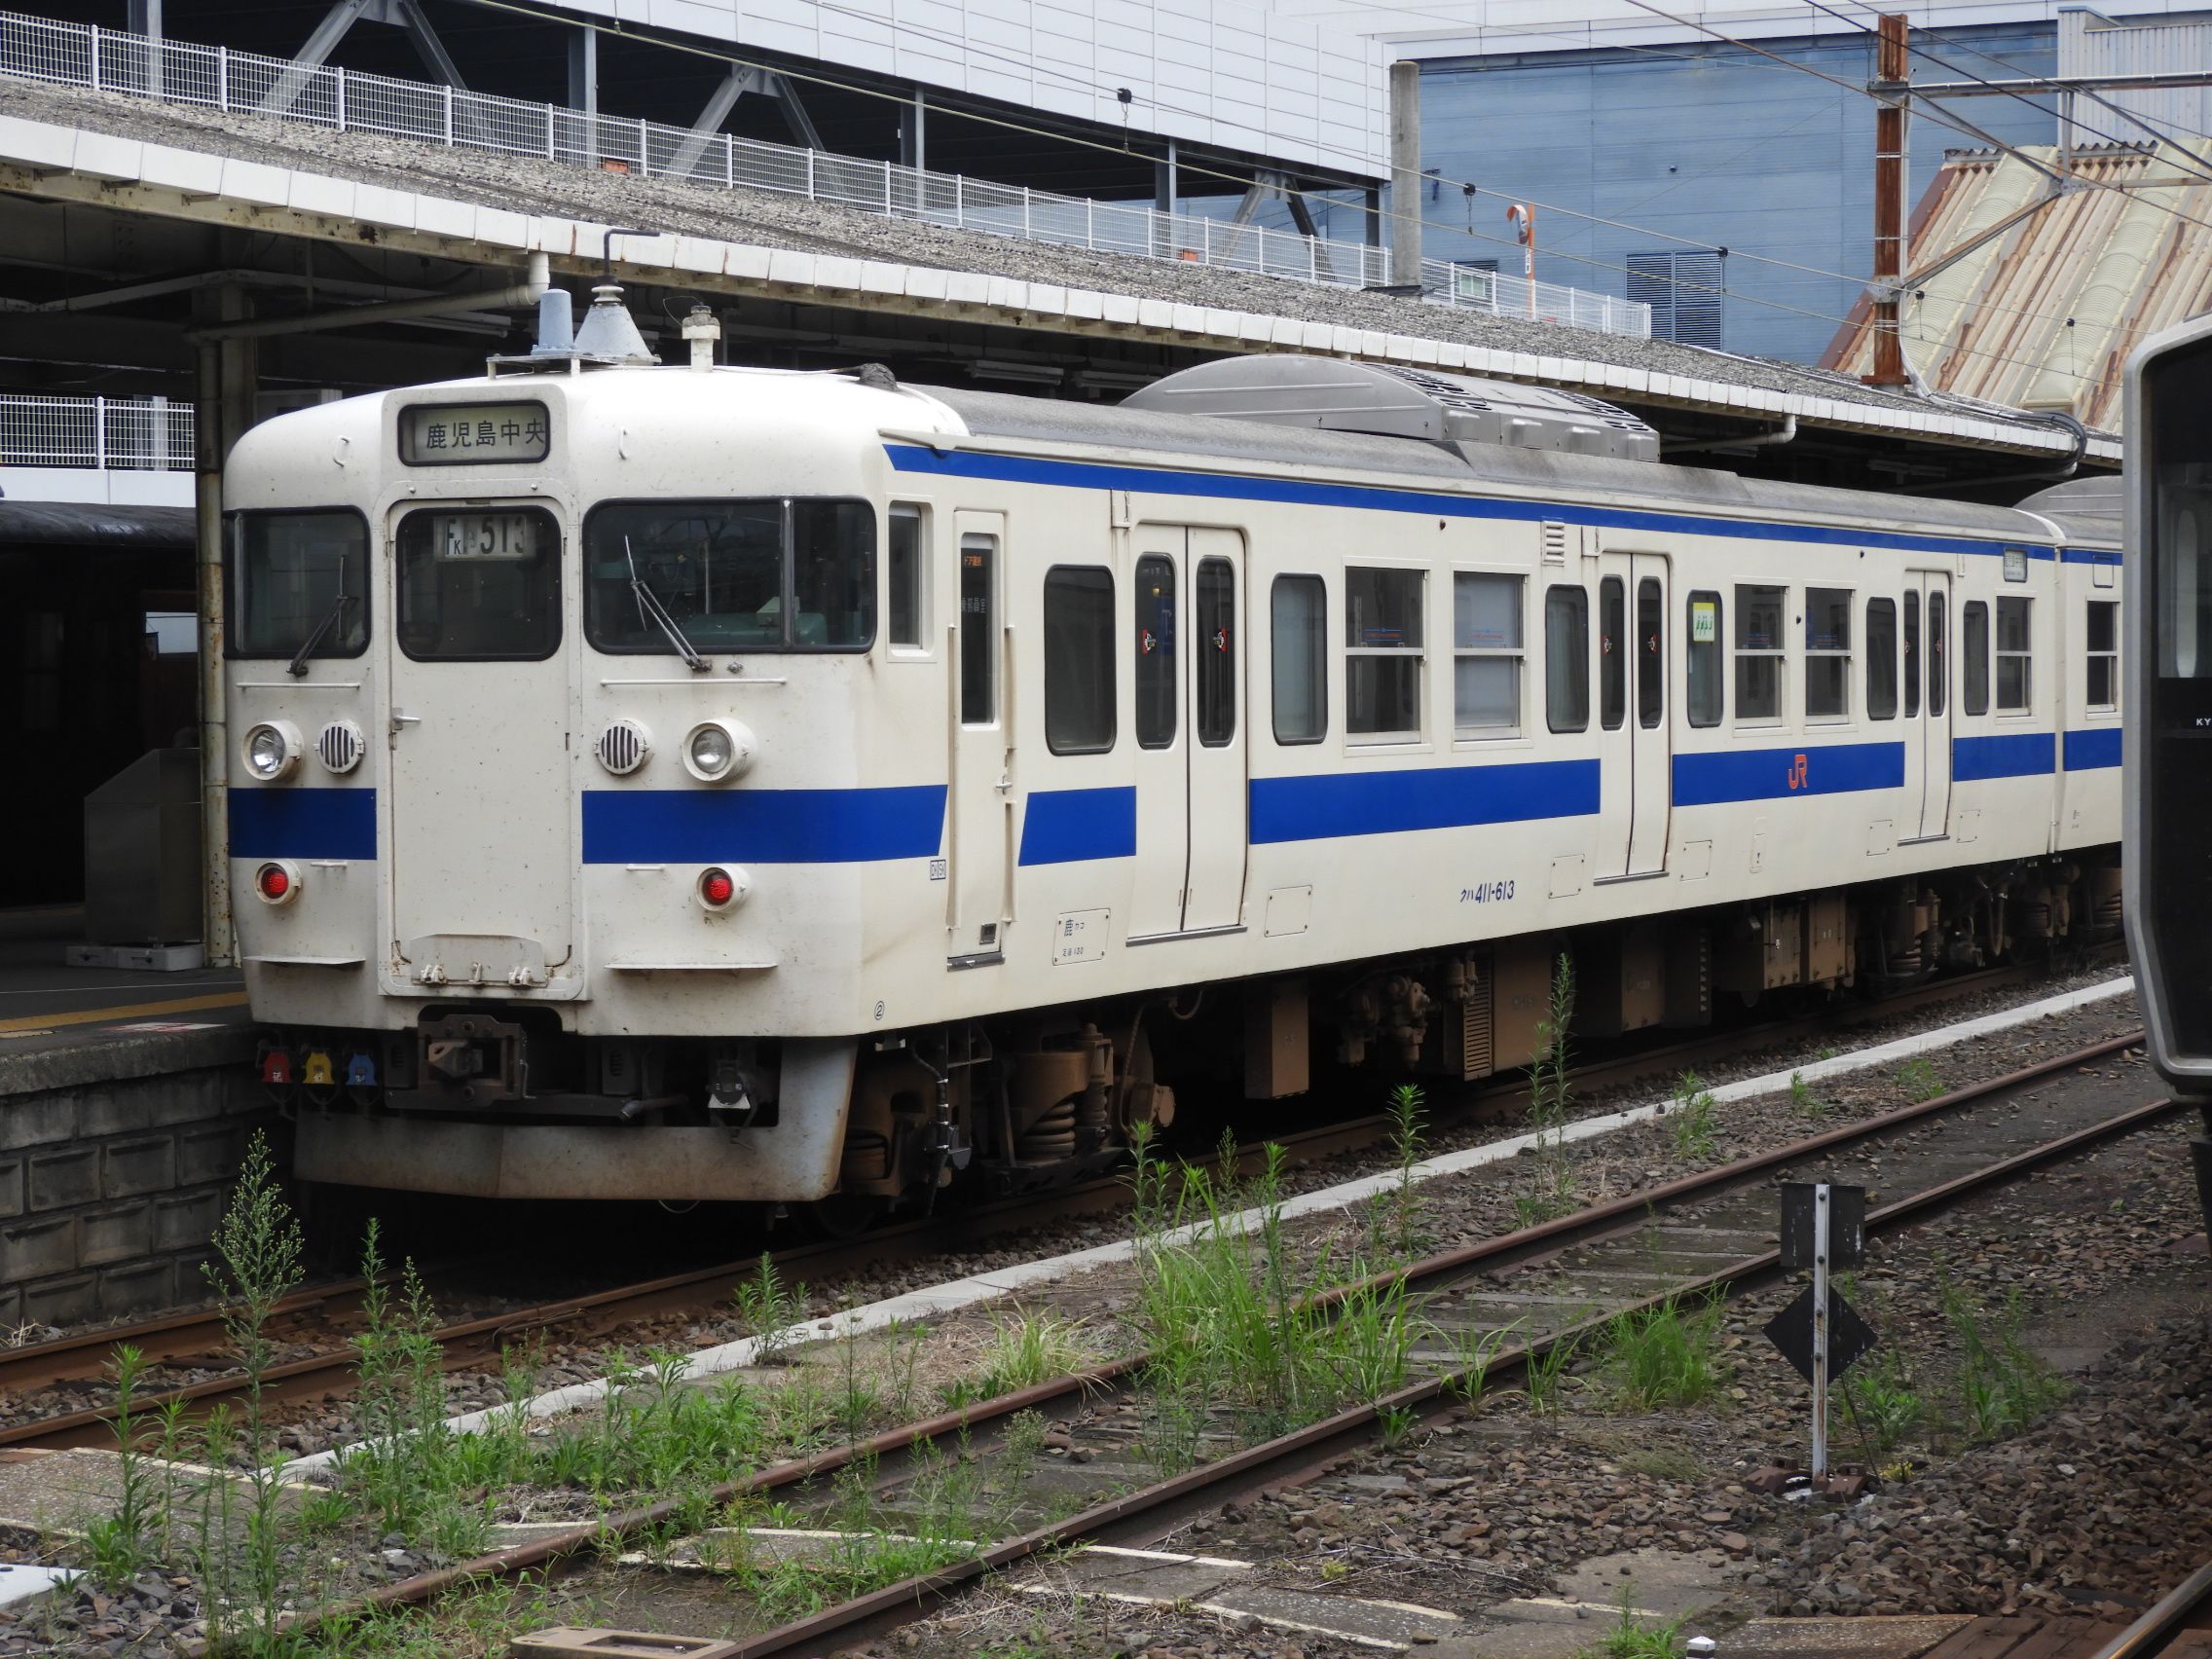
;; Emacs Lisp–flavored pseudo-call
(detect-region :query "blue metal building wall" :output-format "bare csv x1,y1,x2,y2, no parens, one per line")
1417,24,2059,361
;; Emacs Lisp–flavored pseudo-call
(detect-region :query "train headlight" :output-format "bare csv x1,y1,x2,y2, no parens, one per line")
242,721,302,782
682,719,756,783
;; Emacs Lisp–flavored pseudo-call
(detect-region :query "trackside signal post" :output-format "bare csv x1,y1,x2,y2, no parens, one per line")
1765,1181,1872,1484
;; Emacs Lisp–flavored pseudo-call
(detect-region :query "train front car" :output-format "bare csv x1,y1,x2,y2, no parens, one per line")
2125,313,2212,1235
227,291,961,1212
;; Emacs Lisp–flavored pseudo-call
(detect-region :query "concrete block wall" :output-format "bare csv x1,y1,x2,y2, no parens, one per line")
0,1026,269,1330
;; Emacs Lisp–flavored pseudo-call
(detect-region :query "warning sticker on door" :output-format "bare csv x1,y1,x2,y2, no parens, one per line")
1691,601,1717,643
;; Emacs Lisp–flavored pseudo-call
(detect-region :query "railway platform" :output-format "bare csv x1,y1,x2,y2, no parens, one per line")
0,907,261,1332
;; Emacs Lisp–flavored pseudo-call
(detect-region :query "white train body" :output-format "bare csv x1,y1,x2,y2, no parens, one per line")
224,320,2122,1207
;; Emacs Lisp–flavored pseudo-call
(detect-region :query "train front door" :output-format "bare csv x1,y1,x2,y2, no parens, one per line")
946,512,1012,965
1595,552,1673,880
1129,525,1249,940
385,501,572,990
1900,570,1953,842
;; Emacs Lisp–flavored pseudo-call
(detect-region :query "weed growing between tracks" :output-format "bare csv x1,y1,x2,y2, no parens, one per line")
1515,955,1582,1228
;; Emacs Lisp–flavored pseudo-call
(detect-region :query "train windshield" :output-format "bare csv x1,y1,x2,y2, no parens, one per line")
229,511,370,660
2157,462,2212,678
584,498,875,653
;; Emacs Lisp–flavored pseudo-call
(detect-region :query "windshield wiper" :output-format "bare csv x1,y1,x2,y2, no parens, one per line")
287,574,352,679
625,536,710,672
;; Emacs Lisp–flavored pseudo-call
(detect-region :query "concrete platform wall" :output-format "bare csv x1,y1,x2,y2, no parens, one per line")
0,1028,266,1329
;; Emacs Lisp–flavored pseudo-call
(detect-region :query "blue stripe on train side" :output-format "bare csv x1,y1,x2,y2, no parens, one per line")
581,786,945,865
1672,741,1903,807
1951,732,2056,781
2060,547,2123,566
1249,758,1599,845
2062,726,2121,770
1018,787,1137,865
885,444,2054,562
230,788,377,861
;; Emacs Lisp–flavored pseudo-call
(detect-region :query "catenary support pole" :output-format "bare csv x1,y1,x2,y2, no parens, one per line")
1388,60,1421,288
194,332,231,969
1865,13,1911,387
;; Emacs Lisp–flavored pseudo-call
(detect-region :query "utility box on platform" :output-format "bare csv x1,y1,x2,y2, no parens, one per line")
78,746,202,958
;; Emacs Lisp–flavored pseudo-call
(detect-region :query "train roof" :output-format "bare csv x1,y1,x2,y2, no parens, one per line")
2014,475,2122,547
927,375,2052,547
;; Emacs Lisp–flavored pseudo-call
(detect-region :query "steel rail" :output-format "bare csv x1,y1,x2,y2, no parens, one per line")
240,1026,2167,1657
2090,1561,2212,1659
3,953,2123,1448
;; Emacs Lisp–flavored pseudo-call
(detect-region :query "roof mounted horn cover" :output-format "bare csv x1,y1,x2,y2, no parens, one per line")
1122,354,1659,463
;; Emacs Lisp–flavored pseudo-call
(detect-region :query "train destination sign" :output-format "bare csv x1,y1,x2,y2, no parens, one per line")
400,401,551,465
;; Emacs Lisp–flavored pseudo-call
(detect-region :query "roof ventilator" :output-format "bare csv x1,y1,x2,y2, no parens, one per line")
1121,354,1659,463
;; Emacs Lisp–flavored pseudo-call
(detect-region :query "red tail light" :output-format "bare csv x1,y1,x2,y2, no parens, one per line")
701,868,735,906
256,864,291,901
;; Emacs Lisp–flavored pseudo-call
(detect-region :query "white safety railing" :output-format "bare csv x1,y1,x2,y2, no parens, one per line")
0,394,195,469
0,10,1651,340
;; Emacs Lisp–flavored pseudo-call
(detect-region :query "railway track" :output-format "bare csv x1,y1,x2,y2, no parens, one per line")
2092,1562,2212,1659
257,1024,2175,1656
0,953,2126,1453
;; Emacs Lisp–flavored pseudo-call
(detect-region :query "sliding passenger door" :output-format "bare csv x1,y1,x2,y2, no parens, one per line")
1128,524,1250,940
1900,569,1952,843
1596,551,1672,881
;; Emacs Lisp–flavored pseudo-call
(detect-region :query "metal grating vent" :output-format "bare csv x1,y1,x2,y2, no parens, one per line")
596,719,651,776
316,720,363,774
1542,521,1568,565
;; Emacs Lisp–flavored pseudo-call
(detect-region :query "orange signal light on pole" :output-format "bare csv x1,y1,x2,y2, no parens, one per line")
1507,202,1536,316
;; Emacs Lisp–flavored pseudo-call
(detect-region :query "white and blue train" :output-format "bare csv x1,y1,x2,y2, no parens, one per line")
224,285,2124,1217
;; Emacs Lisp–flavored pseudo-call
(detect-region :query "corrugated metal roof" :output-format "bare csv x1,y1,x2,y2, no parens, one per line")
1824,140,2212,431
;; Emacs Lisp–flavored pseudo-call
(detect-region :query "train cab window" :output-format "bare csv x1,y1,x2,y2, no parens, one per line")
1963,602,1990,716
959,534,997,725
1544,586,1590,733
1346,567,1423,741
1135,554,1177,749
1196,557,1236,747
2087,600,2119,710
1804,587,1851,719
1685,591,1722,727
887,505,926,649
1734,584,1786,724
395,507,561,660
1903,593,1921,718
1454,571,1523,737
230,510,370,660
1599,577,1625,731
1997,596,2033,711
1636,576,1663,729
584,498,874,653
1043,566,1115,754
1866,598,1899,719
1271,574,1327,744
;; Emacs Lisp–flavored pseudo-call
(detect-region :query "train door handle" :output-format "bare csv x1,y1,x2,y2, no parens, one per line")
390,712,423,734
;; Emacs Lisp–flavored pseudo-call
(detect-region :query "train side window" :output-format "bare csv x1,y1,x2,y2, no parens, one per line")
1903,592,1921,718
1043,566,1115,755
1928,591,1947,718
1997,596,2033,711
1599,576,1625,730
1544,586,1590,733
1865,598,1898,719
887,504,926,649
958,533,996,725
1963,601,1989,716
1685,590,1722,727
1734,584,1785,724
1804,586,1851,720
1196,557,1236,747
1346,566,1423,742
1454,571,1523,737
2086,599,2119,711
1636,576,1663,729
1135,553,1177,749
1271,573,1327,744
